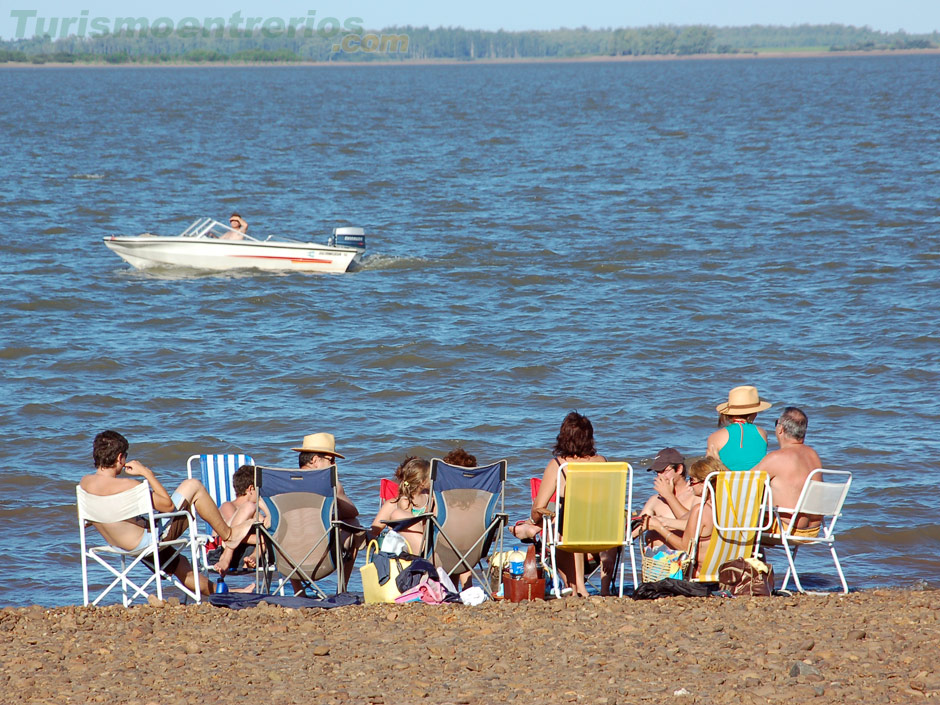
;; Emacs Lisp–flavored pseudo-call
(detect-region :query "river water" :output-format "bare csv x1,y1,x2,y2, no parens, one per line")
1,55,938,607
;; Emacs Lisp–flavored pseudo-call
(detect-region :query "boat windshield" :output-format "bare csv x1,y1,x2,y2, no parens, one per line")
180,217,261,241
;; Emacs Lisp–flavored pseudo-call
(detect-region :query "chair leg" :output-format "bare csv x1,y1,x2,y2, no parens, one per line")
549,544,562,599
618,552,625,598
121,555,130,607
781,540,802,593
830,545,848,594
628,541,639,591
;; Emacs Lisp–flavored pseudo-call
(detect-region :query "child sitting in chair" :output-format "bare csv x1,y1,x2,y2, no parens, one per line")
370,457,431,554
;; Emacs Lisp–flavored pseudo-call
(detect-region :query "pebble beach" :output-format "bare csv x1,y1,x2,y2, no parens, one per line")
3,589,938,704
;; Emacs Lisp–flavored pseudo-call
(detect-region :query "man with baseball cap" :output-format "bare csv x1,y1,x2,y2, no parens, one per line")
638,448,695,534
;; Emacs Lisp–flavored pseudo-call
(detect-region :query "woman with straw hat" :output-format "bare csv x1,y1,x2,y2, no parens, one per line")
706,385,772,471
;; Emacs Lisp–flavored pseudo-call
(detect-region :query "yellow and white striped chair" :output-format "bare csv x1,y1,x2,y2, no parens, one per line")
688,470,773,583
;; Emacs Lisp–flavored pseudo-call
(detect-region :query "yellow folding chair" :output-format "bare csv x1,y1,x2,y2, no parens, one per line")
541,461,637,597
688,470,772,582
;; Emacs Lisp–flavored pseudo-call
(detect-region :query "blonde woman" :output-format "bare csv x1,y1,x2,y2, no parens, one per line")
370,457,431,554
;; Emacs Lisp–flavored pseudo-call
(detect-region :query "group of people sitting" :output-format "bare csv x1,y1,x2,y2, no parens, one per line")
510,385,824,596
80,384,824,599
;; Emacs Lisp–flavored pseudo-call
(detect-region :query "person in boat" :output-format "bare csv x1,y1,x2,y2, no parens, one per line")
514,411,607,597
292,433,365,592
754,406,824,533
706,385,772,471
642,456,725,578
221,213,248,240
79,430,255,595
370,456,431,554
637,447,695,546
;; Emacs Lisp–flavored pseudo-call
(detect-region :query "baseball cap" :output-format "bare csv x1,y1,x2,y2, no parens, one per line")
646,447,685,473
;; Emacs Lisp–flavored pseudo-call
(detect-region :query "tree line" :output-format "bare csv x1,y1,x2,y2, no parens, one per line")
1,23,937,64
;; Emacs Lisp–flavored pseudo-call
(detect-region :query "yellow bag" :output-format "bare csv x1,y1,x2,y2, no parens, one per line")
359,540,412,604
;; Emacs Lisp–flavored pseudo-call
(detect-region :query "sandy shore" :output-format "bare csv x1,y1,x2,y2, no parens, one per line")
2,589,938,704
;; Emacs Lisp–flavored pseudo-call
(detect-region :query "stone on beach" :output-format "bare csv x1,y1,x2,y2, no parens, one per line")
0,590,937,704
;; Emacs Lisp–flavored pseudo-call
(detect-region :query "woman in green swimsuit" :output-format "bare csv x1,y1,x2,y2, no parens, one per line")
706,385,772,471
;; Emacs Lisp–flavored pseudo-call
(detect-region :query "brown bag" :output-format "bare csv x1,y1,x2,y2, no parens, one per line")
718,557,774,596
502,545,545,602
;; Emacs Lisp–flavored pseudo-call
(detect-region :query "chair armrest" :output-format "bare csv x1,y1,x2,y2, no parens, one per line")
153,509,192,521
335,519,369,533
381,515,430,532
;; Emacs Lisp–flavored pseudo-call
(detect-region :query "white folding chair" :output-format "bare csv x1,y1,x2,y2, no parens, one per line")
763,469,852,594
77,483,202,606
186,453,254,570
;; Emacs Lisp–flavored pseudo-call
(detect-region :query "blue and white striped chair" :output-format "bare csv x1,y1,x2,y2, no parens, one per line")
186,453,254,571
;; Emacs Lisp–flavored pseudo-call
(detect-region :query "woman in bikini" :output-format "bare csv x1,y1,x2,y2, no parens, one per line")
370,456,431,555
511,411,606,597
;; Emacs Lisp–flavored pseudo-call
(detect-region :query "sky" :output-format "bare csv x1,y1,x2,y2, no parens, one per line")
4,0,940,39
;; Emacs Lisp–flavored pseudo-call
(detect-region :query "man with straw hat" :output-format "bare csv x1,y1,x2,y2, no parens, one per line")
292,432,361,521
706,385,772,471
292,433,365,590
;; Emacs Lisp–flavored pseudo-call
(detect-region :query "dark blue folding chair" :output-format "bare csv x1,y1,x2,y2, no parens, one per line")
421,458,508,598
254,465,365,598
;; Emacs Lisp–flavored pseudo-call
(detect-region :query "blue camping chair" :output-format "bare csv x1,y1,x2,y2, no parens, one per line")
254,465,366,598
420,458,509,598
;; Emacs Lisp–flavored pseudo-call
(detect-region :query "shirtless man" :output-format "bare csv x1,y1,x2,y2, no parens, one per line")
292,433,365,591
639,448,695,531
80,430,254,596
220,213,248,240
754,407,822,530
213,464,260,570
220,465,258,526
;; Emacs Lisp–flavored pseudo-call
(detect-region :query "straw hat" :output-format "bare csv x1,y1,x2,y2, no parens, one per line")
291,432,345,459
715,385,772,415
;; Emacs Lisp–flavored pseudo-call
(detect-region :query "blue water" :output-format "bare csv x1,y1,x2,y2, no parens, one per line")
0,55,938,606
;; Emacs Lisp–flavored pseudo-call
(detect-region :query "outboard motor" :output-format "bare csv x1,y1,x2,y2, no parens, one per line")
328,226,366,251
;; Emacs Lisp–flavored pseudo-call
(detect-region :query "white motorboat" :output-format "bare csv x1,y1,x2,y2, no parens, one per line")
103,217,367,274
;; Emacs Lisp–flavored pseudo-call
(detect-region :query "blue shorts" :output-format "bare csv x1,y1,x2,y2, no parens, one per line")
132,489,187,552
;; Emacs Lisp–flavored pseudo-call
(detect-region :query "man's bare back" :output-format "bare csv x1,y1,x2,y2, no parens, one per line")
760,444,821,509
755,407,822,529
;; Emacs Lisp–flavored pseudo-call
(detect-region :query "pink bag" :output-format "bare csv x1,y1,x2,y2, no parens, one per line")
394,576,446,604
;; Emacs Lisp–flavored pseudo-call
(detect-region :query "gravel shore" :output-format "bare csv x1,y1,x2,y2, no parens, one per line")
2,589,937,704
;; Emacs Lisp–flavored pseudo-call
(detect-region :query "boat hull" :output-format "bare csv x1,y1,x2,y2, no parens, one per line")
103,236,361,274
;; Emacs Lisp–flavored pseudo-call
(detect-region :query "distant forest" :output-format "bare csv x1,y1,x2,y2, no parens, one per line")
1,23,938,64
